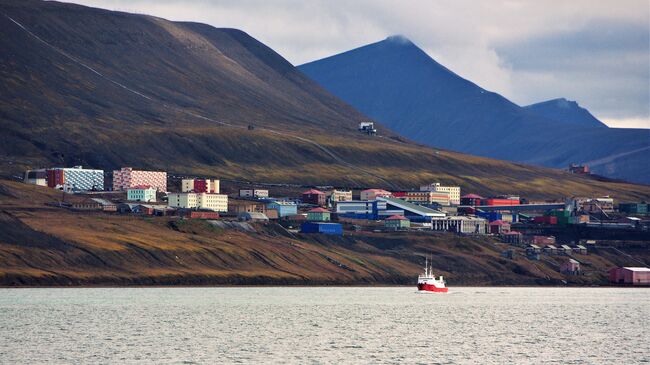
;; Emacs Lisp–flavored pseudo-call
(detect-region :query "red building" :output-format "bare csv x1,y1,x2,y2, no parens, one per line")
185,211,220,219
460,194,483,206
302,189,326,206
489,220,510,234
533,216,558,225
609,267,650,285
481,198,520,206
46,169,65,188
569,164,590,174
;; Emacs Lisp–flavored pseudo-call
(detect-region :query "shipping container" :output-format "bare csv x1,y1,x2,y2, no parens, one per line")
300,222,343,235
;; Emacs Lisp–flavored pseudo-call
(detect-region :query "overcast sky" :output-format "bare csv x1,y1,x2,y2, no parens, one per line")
67,0,650,129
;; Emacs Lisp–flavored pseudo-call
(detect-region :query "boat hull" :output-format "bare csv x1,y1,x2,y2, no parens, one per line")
417,283,448,293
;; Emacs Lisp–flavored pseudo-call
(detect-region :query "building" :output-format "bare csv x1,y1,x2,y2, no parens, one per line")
608,267,650,285
394,191,450,206
302,189,326,206
481,198,520,206
228,200,267,215
543,245,558,255
579,197,614,214
335,200,403,220
300,222,343,235
384,215,410,230
167,192,228,212
181,210,220,219
71,198,103,211
46,166,104,191
360,189,392,201
266,201,298,217
420,183,461,205
460,194,483,206
23,169,47,186
91,198,117,212
561,259,581,275
307,207,331,222
238,212,269,222
113,167,167,192
530,236,556,245
127,185,157,202
430,216,487,234
182,179,220,194
239,189,269,198
326,189,353,202
501,231,523,244
569,164,590,174
379,197,446,222
488,220,510,234
532,216,558,225
619,202,648,216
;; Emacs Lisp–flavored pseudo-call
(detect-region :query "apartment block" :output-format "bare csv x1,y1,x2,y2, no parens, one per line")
167,192,228,212
113,167,167,192
420,183,461,205
182,179,220,194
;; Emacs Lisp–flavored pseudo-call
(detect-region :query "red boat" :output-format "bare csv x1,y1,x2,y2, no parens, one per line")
417,258,448,293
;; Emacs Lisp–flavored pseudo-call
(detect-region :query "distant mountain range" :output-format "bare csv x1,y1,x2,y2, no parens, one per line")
299,36,650,184
0,1,648,200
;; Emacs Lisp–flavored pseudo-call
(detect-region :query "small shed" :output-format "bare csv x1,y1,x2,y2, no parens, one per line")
307,207,331,222
560,244,573,255
384,215,410,229
561,259,581,275
543,245,558,255
300,222,343,235
501,231,523,244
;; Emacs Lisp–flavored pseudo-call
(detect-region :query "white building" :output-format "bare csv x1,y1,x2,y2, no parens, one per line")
127,185,157,202
167,192,228,212
326,189,353,202
23,169,47,187
239,189,269,198
431,216,487,234
420,183,461,205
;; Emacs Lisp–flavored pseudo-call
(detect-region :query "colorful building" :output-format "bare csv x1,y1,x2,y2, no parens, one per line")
113,167,167,192
182,179,220,194
394,191,450,206
460,194,483,206
307,207,331,221
302,189,326,206
420,183,461,205
266,201,298,217
167,192,228,212
127,185,157,202
430,216,487,234
481,198,520,206
384,215,410,229
360,189,392,201
46,166,104,191
608,267,650,285
326,189,353,202
560,259,581,275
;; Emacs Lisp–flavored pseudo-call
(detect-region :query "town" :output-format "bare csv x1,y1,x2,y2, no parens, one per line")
20,165,650,286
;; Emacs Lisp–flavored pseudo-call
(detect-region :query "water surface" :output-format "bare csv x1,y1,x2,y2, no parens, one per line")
0,287,647,364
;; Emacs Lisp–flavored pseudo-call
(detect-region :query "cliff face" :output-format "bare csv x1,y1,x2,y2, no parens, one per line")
2,180,646,286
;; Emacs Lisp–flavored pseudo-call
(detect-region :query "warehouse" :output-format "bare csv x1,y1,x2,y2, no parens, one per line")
378,197,445,222
609,267,650,285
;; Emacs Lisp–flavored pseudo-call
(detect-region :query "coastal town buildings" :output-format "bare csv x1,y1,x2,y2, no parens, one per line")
608,267,650,285
420,183,461,205
23,169,47,187
307,207,331,222
182,179,220,194
394,191,451,206
127,185,157,202
113,167,167,192
302,189,326,206
430,216,487,234
167,192,228,212
266,201,298,217
360,189,392,201
46,166,104,191
385,215,410,229
326,189,353,202
239,189,269,198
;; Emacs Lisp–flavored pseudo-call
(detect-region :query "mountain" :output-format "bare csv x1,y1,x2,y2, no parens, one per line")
524,98,608,128
0,1,649,201
299,36,650,184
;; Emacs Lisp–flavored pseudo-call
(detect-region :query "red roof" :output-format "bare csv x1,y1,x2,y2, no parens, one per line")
504,231,522,235
489,220,510,226
308,207,330,213
128,185,152,190
386,215,408,220
303,189,325,195
462,194,483,199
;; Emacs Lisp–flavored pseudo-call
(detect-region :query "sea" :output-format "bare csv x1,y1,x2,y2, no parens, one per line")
0,287,647,364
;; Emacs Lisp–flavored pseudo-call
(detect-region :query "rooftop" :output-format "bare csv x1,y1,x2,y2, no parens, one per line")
308,207,330,213
386,215,408,220
303,189,325,195
462,194,483,199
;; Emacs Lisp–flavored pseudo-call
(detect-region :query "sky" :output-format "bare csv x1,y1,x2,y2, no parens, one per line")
67,0,650,129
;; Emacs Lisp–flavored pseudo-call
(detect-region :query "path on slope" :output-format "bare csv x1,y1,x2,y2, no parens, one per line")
3,13,398,189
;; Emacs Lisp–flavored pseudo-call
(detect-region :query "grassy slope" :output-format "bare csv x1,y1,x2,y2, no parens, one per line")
0,1,649,201
1,180,646,286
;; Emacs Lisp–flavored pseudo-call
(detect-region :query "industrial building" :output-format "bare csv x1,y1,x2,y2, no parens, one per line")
301,222,343,235
182,179,220,194
336,200,403,220
430,216,487,234
239,189,269,198
384,215,410,230
167,192,228,212
46,166,104,191
127,185,157,202
608,267,650,285
393,191,450,206
113,167,167,192
266,201,298,217
377,197,446,222
420,183,461,205
460,194,483,206
618,202,648,216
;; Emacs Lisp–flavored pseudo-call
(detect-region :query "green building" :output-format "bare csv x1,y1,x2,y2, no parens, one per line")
384,215,410,229
307,207,331,221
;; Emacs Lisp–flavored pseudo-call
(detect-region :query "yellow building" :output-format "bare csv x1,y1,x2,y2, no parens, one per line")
327,189,353,202
167,192,228,212
420,183,461,205
181,179,220,194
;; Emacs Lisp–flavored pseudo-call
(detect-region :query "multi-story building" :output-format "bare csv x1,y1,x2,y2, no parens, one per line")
167,192,228,212
46,166,104,191
113,167,167,192
360,189,392,201
394,191,450,206
239,189,269,198
182,179,220,194
23,169,47,186
326,189,353,202
430,216,487,234
302,189,326,206
127,185,157,202
460,194,483,206
420,183,461,205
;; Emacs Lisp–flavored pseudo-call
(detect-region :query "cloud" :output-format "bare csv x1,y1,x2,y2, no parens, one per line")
63,0,650,128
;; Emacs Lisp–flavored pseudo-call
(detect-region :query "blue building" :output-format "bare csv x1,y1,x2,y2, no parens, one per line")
266,200,298,217
301,222,343,235
335,200,403,220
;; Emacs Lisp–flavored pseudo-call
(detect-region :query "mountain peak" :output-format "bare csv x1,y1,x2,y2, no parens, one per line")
384,35,413,45
525,98,607,128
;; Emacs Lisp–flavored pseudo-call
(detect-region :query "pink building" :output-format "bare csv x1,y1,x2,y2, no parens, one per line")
609,267,650,285
113,167,167,192
489,220,511,234
360,189,392,201
560,259,581,275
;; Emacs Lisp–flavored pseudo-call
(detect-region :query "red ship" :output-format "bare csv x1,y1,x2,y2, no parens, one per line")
417,258,448,293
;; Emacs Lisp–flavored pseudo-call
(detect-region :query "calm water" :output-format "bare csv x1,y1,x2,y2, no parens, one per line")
0,287,647,364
